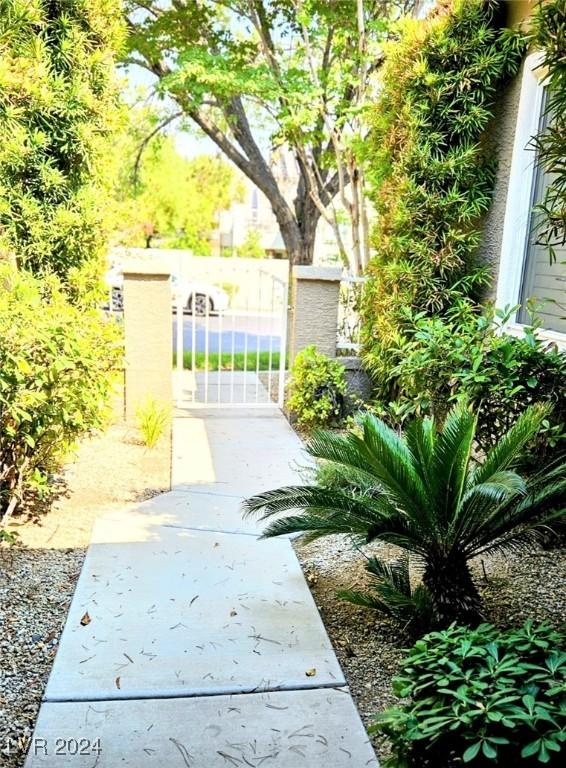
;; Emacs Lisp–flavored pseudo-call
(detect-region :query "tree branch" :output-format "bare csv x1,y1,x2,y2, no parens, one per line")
133,111,184,186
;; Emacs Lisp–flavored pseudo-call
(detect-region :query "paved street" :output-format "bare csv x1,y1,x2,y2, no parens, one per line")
172,311,282,354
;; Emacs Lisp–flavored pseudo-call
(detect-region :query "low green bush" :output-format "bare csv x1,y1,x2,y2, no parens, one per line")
0,266,121,522
385,303,566,461
373,621,566,767
286,346,347,430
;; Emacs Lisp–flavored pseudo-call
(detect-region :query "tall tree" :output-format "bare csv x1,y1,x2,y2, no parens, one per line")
115,111,243,251
125,1,414,271
0,0,125,281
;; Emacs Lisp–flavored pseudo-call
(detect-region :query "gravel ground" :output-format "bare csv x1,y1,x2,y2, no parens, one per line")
294,535,566,762
0,420,170,768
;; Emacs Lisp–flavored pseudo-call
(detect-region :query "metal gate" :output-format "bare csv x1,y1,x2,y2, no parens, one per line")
173,267,288,409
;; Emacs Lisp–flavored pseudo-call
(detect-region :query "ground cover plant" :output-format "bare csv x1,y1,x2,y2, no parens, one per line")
244,403,566,628
135,398,171,449
373,621,566,767
173,350,282,372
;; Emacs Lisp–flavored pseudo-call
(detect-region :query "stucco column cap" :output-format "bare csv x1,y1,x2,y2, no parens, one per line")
292,265,343,282
122,259,171,277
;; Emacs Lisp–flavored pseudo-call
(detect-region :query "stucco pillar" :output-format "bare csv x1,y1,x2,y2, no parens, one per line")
288,266,342,364
123,262,172,421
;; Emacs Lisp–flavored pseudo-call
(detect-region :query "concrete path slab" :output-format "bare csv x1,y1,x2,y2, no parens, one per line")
172,411,309,497
26,408,377,767
26,689,378,767
98,490,264,536
177,370,275,406
44,526,344,702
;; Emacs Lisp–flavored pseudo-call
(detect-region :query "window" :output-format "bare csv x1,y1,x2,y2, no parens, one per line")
496,53,566,345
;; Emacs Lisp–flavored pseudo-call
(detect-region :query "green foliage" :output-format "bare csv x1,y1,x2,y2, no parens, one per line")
244,404,566,627
0,0,124,280
387,303,566,460
373,621,566,767
115,113,243,252
135,398,170,450
173,350,281,373
362,0,525,388
287,346,347,430
236,229,265,259
0,266,121,522
125,1,411,266
529,0,566,256
338,556,436,637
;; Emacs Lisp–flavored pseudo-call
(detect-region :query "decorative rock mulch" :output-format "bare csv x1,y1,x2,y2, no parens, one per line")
294,535,566,762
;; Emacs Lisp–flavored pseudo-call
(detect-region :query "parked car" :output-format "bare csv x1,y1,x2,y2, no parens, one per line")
171,275,230,315
104,267,230,316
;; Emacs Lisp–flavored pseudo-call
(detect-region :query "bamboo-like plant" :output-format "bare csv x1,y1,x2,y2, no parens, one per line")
243,404,565,626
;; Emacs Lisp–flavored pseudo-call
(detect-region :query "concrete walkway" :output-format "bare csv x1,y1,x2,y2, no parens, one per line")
26,409,377,767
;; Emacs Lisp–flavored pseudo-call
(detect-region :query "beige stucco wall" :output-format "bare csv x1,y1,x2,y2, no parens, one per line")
288,267,342,363
477,59,526,295
506,1,535,28
123,268,172,420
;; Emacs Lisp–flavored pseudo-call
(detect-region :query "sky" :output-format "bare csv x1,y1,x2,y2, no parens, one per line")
124,63,217,159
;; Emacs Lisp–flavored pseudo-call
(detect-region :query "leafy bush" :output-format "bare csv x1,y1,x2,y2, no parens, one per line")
0,0,124,279
389,303,566,459
135,398,171,449
0,267,121,522
287,346,347,430
362,0,525,389
244,404,566,627
373,621,566,767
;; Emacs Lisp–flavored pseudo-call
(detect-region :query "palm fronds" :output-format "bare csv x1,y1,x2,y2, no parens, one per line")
243,403,565,628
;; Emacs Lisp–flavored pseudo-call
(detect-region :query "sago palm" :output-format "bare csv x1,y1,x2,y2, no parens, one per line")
243,404,565,625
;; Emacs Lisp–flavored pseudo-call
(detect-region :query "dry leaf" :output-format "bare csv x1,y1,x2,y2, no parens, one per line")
80,612,91,626
230,609,238,617
115,676,121,689
305,668,317,677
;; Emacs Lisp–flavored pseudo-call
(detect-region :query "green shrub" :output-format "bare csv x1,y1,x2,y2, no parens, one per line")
389,303,566,460
244,403,566,627
135,398,171,449
373,621,566,767
0,0,124,279
287,346,347,430
0,266,121,522
362,0,525,389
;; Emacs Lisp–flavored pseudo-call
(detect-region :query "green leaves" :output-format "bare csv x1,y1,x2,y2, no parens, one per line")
362,0,526,389
373,621,566,766
0,0,124,279
0,266,121,521
287,346,347,430
244,400,564,628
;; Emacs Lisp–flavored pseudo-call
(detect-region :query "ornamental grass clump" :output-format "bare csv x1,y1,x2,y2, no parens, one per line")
243,403,565,628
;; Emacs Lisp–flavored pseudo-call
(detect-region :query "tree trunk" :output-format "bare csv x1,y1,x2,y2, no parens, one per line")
272,194,318,266
423,553,482,626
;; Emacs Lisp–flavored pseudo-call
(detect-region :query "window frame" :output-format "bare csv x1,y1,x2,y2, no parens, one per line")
495,51,566,349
